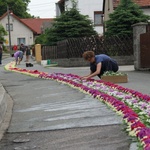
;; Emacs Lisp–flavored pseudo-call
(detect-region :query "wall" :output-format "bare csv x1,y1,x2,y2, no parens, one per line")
0,15,34,46
141,8,150,16
103,0,114,22
132,22,149,70
51,56,134,67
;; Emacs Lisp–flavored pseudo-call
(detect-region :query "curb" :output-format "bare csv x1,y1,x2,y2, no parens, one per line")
0,83,13,141
0,84,7,125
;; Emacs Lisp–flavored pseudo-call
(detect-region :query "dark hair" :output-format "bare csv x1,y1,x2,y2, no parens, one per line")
11,54,14,57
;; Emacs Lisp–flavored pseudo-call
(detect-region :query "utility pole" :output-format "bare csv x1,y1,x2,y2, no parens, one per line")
7,5,12,54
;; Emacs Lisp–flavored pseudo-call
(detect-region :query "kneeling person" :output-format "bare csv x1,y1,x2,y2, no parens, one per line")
12,51,23,65
81,51,119,80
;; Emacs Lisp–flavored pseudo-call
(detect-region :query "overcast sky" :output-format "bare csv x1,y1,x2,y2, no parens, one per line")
28,0,59,18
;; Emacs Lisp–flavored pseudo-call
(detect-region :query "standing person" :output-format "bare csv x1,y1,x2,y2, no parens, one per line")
25,46,31,62
81,51,119,79
12,51,23,66
20,43,26,54
0,42,3,65
31,45,35,58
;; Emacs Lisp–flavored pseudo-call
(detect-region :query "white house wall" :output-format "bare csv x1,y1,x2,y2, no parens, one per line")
141,8,150,16
104,0,114,22
65,0,104,35
0,15,34,46
95,26,103,35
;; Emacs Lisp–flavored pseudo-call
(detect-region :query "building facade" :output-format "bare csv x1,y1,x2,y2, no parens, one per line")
56,0,104,35
0,12,54,48
103,0,150,23
0,13,34,47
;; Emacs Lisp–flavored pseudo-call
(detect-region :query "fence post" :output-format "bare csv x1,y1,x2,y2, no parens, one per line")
132,22,147,70
35,44,42,63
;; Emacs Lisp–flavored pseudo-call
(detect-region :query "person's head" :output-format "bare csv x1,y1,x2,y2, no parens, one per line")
82,51,95,63
21,43,24,47
11,54,14,57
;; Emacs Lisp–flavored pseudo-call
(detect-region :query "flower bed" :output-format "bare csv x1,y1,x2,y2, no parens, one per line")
5,62,150,150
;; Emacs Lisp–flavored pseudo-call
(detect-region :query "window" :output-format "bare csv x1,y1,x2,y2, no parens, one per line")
6,24,13,31
17,38,26,45
94,11,103,26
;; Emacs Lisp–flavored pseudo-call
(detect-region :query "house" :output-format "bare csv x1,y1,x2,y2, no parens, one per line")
0,12,53,48
56,0,104,35
103,0,150,22
21,18,54,38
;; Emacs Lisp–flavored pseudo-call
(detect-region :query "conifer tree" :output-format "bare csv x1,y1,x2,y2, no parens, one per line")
105,0,150,36
44,0,97,45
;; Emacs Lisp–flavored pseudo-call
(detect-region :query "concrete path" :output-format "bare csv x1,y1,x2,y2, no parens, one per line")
1,57,123,132
1,56,150,149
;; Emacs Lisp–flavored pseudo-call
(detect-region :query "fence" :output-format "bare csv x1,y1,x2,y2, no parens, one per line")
41,45,57,60
41,35,133,60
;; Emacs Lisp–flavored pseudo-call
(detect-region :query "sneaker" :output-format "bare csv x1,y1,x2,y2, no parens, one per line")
26,63,29,67
29,63,33,67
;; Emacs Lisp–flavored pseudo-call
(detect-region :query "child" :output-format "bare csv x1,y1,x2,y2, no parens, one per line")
12,51,23,66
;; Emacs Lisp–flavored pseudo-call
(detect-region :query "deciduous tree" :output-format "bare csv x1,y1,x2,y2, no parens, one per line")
0,0,32,18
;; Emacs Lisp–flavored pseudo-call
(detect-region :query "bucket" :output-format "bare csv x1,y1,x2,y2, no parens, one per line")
47,59,51,65
41,60,47,66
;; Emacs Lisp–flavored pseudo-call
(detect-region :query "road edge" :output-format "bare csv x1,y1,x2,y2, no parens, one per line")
0,83,13,141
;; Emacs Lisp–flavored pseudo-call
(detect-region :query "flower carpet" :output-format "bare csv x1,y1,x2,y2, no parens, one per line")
5,62,150,150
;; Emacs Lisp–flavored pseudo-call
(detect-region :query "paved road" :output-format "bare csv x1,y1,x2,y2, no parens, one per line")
1,56,150,149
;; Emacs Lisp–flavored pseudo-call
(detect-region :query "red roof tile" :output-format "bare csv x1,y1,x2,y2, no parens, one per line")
113,0,150,8
21,18,54,34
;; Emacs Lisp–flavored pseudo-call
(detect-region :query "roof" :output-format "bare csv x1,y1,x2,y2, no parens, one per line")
0,12,37,33
0,12,54,34
113,0,150,8
21,18,54,34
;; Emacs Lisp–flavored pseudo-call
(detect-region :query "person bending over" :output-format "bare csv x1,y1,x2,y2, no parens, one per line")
12,51,23,66
81,51,118,80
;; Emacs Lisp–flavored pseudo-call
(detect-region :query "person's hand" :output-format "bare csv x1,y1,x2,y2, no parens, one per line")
80,76,90,80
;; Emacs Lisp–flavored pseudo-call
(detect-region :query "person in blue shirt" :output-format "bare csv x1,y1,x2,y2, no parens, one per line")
81,51,119,79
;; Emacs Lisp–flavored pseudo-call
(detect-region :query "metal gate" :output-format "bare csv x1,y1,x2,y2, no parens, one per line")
140,33,150,68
